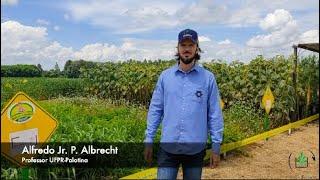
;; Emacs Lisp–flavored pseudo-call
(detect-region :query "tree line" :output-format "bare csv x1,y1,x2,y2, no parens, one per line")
1,60,98,78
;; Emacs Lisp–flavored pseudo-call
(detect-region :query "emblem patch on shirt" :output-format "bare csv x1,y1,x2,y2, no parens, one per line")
195,90,203,97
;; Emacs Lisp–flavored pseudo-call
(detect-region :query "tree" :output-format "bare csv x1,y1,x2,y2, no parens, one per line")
1,64,41,77
63,60,97,78
54,62,61,72
37,64,43,74
63,60,72,72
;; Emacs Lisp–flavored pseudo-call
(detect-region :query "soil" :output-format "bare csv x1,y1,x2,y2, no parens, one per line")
177,120,319,179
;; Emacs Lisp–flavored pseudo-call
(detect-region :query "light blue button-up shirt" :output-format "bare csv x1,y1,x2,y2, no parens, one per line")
144,62,224,155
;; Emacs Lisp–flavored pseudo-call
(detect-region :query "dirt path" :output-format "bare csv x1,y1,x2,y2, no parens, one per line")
178,120,319,179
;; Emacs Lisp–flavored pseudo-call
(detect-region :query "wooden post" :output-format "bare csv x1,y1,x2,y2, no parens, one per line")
223,152,227,159
291,45,299,135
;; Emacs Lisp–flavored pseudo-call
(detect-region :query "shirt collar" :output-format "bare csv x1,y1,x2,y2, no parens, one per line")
174,61,200,73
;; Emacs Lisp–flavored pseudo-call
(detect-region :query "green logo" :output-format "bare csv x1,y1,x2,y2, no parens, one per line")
295,152,308,168
8,101,35,123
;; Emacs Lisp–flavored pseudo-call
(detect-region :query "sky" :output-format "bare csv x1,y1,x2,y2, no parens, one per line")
1,0,319,70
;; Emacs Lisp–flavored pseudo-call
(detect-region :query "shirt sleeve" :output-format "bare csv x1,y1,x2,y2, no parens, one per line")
207,74,224,155
144,74,164,144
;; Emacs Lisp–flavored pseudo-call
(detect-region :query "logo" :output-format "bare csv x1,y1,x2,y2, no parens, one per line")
288,150,316,170
295,152,308,168
183,34,192,38
195,91,203,98
7,101,35,123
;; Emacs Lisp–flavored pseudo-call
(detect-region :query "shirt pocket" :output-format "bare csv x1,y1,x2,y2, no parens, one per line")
190,86,206,104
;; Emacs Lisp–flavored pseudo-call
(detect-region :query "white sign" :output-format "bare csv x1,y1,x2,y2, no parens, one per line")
9,128,38,156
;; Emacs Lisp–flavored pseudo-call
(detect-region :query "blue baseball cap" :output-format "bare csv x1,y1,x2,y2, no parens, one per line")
178,29,198,44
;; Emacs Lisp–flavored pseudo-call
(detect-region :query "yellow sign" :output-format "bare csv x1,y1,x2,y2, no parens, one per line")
1,92,58,166
262,86,275,114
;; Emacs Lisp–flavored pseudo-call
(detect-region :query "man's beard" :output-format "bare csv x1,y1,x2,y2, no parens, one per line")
180,55,195,65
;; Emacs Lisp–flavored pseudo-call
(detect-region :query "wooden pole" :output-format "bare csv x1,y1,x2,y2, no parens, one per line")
223,152,227,159
291,45,299,135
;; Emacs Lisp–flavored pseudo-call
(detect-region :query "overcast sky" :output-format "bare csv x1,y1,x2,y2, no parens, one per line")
1,0,319,70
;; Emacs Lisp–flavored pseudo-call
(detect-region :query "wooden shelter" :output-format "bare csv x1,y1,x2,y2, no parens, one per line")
292,43,319,121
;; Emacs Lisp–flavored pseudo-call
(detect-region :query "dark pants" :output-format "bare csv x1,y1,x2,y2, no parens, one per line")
157,147,205,180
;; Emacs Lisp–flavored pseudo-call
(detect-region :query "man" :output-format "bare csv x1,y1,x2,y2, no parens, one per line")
144,29,224,180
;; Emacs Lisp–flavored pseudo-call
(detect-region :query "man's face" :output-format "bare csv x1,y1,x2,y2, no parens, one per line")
178,39,197,65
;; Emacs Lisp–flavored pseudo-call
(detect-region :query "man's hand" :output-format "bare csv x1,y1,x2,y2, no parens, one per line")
210,152,220,168
144,146,153,166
